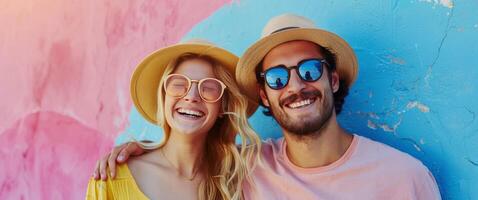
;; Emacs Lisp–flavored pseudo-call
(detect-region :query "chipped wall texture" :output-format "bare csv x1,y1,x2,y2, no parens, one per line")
1,0,476,199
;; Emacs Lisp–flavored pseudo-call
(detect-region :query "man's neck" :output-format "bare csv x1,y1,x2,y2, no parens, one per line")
283,113,354,168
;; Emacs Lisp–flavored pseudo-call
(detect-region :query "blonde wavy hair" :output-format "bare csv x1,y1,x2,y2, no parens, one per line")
141,53,261,200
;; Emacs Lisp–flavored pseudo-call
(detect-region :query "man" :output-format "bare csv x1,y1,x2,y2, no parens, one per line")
94,14,440,199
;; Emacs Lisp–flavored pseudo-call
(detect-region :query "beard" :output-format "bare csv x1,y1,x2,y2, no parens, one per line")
269,88,334,138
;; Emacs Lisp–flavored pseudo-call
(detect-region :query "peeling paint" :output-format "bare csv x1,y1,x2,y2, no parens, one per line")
367,120,378,130
387,55,406,65
424,66,433,86
392,118,403,131
367,118,402,133
407,101,430,113
380,124,395,132
400,138,423,152
419,0,454,8
368,112,380,119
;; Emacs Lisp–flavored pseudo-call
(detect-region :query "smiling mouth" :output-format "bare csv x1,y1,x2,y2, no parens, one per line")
176,108,205,119
285,98,317,109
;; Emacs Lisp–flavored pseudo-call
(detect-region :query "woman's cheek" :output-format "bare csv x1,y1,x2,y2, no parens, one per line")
163,97,176,126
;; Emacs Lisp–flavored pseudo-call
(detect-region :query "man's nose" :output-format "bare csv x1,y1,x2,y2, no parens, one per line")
285,69,306,94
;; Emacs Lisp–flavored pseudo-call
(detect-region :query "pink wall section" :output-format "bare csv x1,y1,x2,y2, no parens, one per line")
0,0,230,199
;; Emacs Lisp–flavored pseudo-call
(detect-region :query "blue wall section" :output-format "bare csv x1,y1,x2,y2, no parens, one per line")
118,0,478,199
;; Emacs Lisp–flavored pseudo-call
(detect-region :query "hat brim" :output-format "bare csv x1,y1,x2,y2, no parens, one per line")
131,43,255,125
237,28,358,106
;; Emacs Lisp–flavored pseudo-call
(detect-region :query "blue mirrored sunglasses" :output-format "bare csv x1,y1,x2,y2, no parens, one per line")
259,58,328,90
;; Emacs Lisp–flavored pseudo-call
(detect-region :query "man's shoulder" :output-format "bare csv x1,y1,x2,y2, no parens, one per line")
355,135,430,175
355,135,441,198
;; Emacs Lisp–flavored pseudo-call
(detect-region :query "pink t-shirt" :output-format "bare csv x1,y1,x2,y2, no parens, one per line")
243,134,441,200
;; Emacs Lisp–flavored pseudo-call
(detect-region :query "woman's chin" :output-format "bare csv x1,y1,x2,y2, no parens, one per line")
170,122,206,136
173,128,207,138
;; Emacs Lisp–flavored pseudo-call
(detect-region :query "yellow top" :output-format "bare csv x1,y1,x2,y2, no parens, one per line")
86,164,149,200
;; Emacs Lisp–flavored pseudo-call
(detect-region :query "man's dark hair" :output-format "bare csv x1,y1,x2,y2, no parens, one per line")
255,44,349,116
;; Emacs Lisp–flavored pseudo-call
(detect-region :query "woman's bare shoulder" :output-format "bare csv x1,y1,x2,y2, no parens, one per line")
127,149,170,178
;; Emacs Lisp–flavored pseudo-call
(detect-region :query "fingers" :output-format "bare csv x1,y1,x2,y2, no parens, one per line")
93,142,147,181
116,143,131,163
106,142,142,179
92,160,100,180
108,144,125,179
99,154,110,181
130,142,147,156
118,142,143,163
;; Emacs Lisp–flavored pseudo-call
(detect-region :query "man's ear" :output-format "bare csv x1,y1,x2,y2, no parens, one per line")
331,71,340,93
259,87,270,107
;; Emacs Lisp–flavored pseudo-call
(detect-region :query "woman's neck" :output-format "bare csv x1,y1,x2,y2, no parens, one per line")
161,131,206,179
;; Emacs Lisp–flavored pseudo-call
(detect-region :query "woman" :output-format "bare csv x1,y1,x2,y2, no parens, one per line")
86,39,261,200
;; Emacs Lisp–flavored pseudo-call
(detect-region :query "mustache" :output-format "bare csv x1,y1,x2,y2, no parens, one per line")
280,90,322,107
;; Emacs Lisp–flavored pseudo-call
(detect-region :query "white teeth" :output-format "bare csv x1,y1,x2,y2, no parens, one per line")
288,99,313,109
177,108,204,117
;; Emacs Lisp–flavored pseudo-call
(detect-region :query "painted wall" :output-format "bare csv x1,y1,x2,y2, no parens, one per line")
0,0,231,199
1,0,477,199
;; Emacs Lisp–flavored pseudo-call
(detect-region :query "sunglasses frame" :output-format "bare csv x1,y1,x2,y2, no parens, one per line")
163,74,227,103
259,58,329,90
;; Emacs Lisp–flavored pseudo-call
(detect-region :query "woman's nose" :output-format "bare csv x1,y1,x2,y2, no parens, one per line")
183,83,201,102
